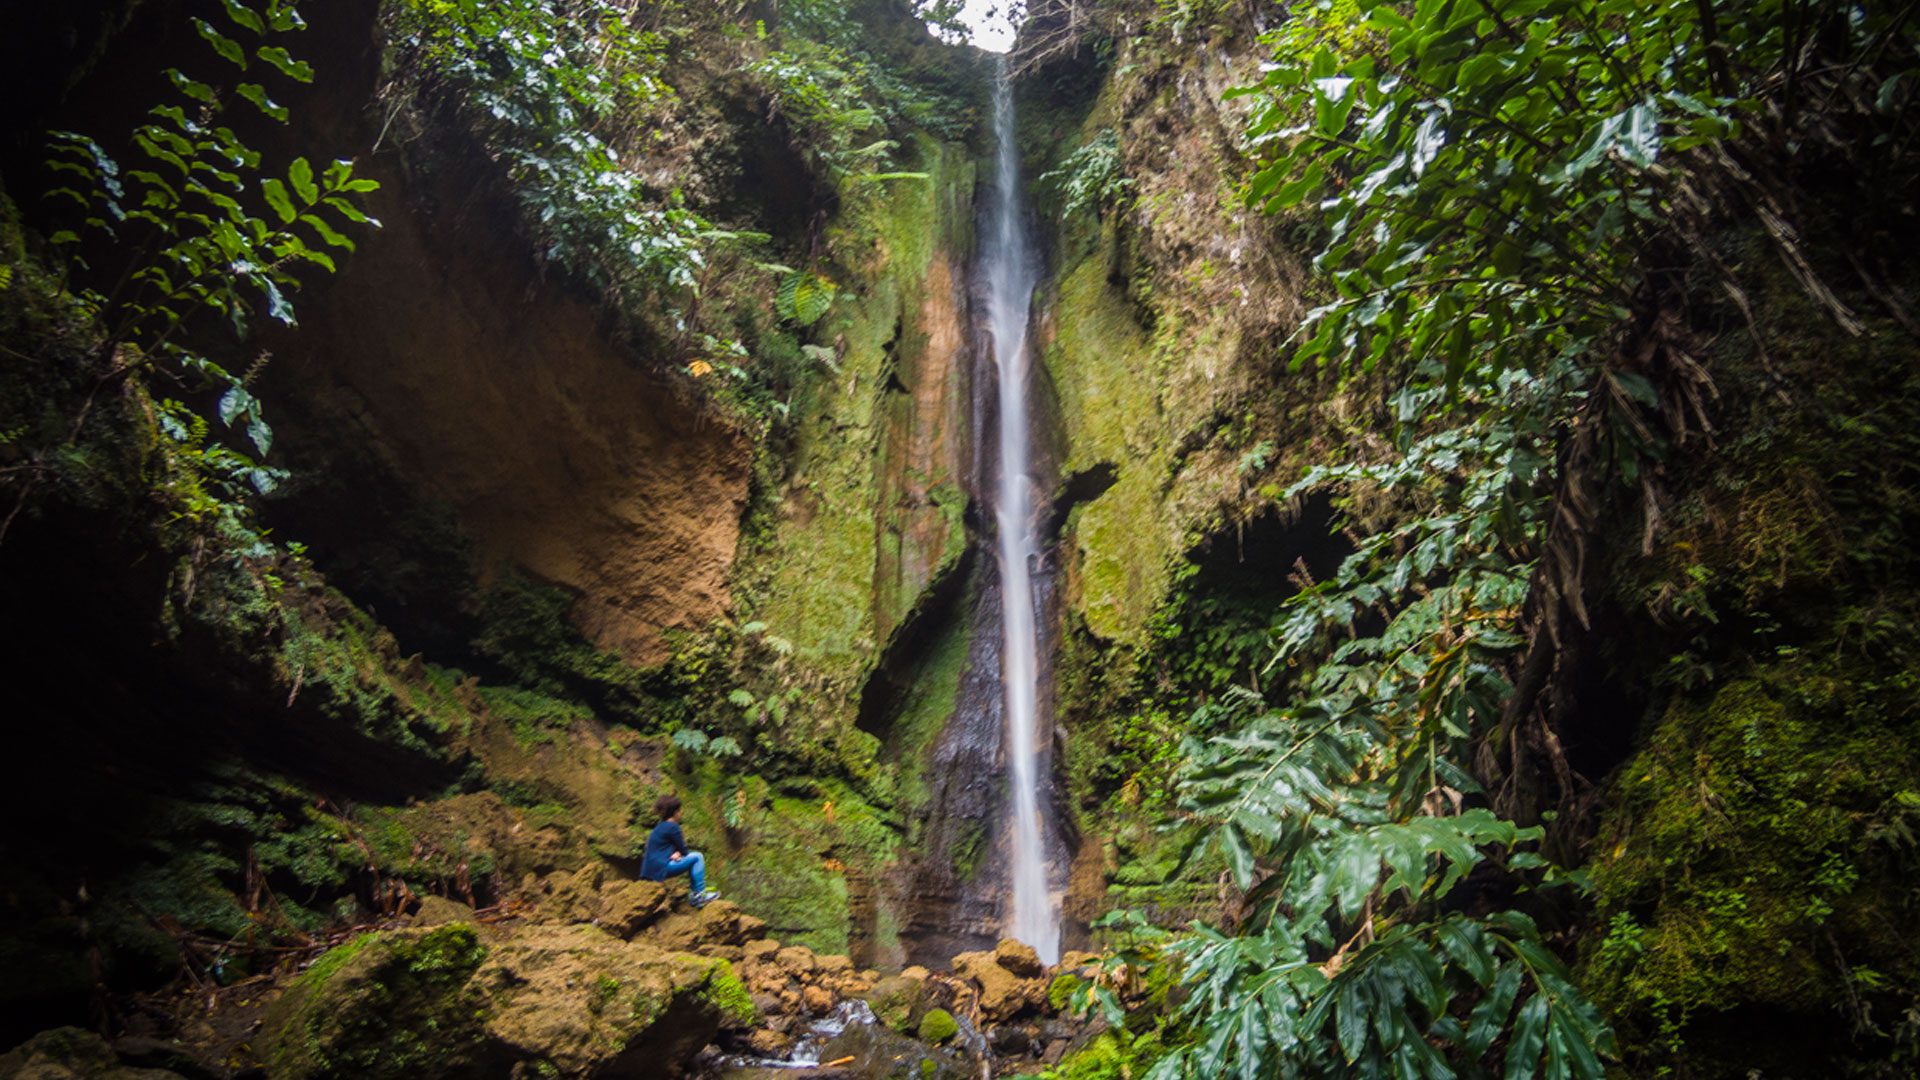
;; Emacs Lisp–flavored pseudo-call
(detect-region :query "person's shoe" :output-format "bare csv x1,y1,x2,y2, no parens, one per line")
690,889,720,908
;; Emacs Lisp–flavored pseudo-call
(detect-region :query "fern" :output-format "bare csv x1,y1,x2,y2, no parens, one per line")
1039,129,1134,220
774,270,838,326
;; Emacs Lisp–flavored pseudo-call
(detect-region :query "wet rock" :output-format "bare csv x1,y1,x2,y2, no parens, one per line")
989,1023,1031,1057
743,1029,794,1057
816,954,854,978
743,939,781,964
0,1029,186,1080
818,1021,977,1080
863,974,928,1033
994,938,1044,978
802,984,836,1015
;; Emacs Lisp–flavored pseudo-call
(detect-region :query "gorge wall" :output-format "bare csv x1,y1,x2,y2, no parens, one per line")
5,1,1920,1077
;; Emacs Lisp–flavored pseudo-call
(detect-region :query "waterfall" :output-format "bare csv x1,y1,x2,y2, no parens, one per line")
983,63,1059,964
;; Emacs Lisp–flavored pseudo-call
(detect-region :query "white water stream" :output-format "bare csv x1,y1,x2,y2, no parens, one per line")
984,65,1059,964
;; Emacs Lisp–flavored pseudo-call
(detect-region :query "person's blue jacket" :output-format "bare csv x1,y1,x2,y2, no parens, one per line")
639,820,687,880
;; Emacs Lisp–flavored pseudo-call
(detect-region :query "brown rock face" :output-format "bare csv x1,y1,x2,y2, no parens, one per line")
268,154,751,665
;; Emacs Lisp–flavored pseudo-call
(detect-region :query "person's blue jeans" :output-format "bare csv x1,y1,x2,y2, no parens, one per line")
663,851,705,894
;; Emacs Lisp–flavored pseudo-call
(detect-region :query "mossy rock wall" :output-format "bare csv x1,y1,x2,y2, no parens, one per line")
1031,32,1306,651
735,136,976,706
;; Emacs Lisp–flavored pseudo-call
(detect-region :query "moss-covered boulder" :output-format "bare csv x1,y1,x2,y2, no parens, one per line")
916,1008,958,1044
261,920,754,1079
0,1029,186,1080
474,924,753,1075
261,924,494,1080
865,972,930,1033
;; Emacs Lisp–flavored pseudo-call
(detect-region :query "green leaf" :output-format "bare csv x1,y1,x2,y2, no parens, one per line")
260,178,296,223
1467,965,1524,1057
192,18,248,68
299,212,352,251
1502,994,1549,1080
219,0,265,34
287,157,317,204
235,83,289,122
259,277,295,326
166,68,219,104
257,45,314,82
773,271,836,326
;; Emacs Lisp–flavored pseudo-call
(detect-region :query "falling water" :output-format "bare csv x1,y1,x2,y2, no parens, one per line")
983,62,1059,964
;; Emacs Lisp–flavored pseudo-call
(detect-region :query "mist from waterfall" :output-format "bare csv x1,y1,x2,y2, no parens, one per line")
984,62,1059,964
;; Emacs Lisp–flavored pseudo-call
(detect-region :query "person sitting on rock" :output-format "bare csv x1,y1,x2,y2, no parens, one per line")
639,794,718,907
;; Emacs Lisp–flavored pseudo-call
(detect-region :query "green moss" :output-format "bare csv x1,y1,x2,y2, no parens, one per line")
1047,973,1085,1012
478,684,591,748
698,959,758,1027
672,770,901,954
916,1007,958,1044
883,608,971,816
1583,661,1920,1070
1037,1027,1167,1080
732,135,976,764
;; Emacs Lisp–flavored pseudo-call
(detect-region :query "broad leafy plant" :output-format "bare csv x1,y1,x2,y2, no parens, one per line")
24,0,376,548
1137,1,1918,1076
389,0,707,302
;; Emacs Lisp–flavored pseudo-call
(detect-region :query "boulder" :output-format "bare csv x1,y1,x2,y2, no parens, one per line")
261,925,497,1080
743,1029,794,1058
774,945,818,977
952,949,1044,1023
0,1029,186,1080
1058,950,1103,974
596,879,672,937
743,939,781,964
994,939,1045,978
802,984,836,1015
696,901,765,947
864,974,928,1033
261,922,755,1080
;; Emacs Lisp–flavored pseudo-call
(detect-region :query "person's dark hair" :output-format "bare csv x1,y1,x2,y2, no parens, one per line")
653,794,682,821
